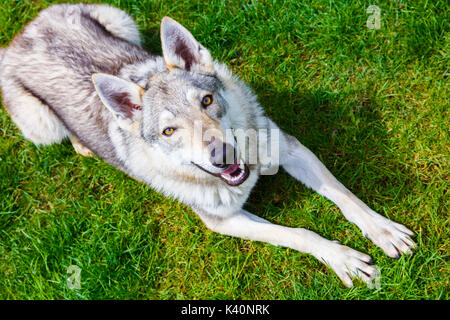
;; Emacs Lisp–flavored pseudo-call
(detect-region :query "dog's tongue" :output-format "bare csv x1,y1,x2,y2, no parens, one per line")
220,162,240,175
218,159,249,186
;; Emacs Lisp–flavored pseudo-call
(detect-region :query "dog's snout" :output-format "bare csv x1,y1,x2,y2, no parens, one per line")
209,139,236,168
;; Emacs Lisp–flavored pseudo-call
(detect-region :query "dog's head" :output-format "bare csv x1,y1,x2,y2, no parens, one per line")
92,17,257,186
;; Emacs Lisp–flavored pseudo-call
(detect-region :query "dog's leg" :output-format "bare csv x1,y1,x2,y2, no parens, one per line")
195,208,378,287
1,78,69,145
279,132,415,258
69,135,93,157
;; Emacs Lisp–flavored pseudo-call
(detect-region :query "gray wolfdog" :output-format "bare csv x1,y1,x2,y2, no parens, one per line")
0,4,415,287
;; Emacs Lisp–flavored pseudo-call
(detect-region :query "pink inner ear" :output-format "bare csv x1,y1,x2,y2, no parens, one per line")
110,92,142,118
174,37,198,71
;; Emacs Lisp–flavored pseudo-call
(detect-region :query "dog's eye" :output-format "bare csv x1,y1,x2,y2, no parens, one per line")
201,95,213,108
162,127,176,136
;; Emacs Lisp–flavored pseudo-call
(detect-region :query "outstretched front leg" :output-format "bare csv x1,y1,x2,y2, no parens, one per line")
195,208,378,287
279,130,416,258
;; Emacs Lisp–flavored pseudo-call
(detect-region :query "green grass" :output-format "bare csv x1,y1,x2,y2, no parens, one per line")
0,0,448,299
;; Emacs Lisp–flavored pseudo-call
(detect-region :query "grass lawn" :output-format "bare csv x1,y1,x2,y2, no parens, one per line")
0,0,448,299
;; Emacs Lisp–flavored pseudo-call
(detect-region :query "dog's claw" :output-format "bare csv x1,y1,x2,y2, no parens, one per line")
360,214,416,259
320,243,379,288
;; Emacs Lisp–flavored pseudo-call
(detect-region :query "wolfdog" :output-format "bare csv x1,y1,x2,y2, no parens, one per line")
0,4,415,287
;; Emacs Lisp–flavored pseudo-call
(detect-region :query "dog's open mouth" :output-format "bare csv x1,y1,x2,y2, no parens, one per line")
193,159,250,186
219,159,249,186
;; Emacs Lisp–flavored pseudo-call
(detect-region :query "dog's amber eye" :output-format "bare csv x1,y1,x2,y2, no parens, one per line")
163,127,176,136
201,95,213,108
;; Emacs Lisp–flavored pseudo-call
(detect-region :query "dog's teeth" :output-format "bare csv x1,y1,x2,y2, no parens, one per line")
222,166,245,184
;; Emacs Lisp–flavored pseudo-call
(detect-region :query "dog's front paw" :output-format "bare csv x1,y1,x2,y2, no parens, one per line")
363,214,416,258
319,244,379,288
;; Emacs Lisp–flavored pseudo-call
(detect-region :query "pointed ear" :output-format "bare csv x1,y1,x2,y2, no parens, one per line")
160,16,213,73
92,73,144,130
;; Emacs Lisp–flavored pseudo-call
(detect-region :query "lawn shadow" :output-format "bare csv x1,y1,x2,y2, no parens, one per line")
243,81,410,222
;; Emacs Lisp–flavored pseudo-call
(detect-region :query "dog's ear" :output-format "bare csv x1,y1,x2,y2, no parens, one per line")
92,73,144,132
160,16,213,73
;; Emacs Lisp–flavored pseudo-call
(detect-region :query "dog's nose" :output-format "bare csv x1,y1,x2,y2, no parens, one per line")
209,140,236,168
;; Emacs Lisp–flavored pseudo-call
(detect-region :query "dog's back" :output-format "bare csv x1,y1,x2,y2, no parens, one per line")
0,4,152,168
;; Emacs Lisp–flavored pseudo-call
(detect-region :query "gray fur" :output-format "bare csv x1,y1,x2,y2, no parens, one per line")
1,4,157,170
0,4,416,288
